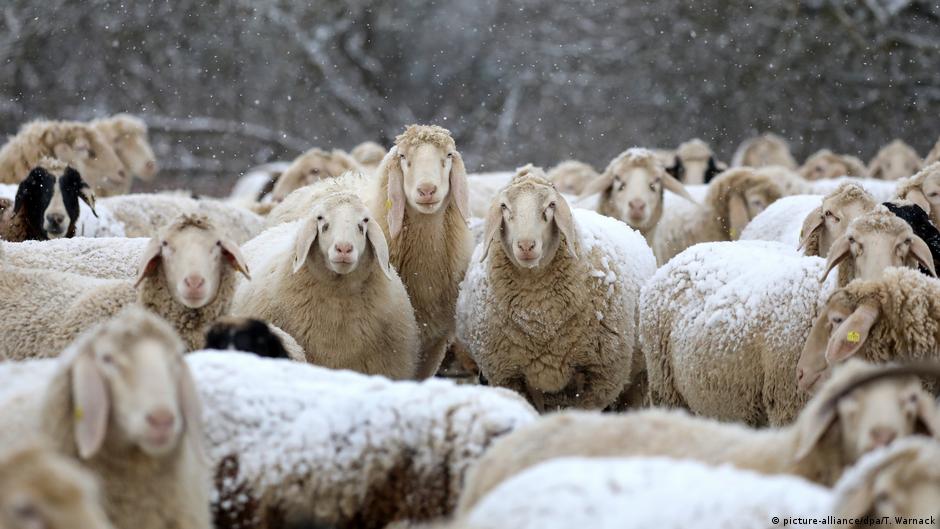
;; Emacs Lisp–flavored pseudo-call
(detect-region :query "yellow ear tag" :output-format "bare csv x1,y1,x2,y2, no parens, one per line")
729,228,737,238
74,406,84,421
846,330,861,343
385,199,393,211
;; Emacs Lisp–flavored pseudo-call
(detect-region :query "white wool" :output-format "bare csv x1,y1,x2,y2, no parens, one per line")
3,237,148,279
467,171,516,218
740,195,823,249
0,353,536,524
808,177,896,203
464,457,832,529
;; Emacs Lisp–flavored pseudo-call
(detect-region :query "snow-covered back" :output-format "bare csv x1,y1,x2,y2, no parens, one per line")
3,236,147,279
808,177,896,203
740,195,822,249
464,457,832,529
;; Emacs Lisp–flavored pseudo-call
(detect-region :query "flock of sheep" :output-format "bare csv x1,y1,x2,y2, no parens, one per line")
1,115,940,529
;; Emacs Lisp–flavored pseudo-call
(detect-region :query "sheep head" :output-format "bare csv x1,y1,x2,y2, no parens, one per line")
868,139,921,181
737,133,798,169
483,165,577,269
135,214,250,308
93,114,158,182
833,437,940,526
897,162,940,227
0,445,115,529
12,158,97,240
674,138,717,185
794,360,940,468
291,192,391,279
582,148,695,234
799,183,877,257
820,208,935,284
378,124,469,238
350,141,386,172
546,160,597,195
800,149,869,180
270,148,360,202
707,167,783,239
58,307,202,459
33,122,127,197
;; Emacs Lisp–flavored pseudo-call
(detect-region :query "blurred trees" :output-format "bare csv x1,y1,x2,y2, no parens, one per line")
1,0,938,193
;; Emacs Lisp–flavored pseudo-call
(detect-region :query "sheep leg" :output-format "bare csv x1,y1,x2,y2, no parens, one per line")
525,380,547,414
415,335,450,379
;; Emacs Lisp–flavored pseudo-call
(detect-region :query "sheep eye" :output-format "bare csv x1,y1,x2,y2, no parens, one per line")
363,217,370,223
161,240,168,247
310,168,320,175
87,150,97,159
848,237,855,244
447,152,454,158
618,182,626,191
216,240,222,247
548,202,556,210
500,203,508,211
399,154,406,161
101,353,115,365
648,183,656,191
316,215,324,221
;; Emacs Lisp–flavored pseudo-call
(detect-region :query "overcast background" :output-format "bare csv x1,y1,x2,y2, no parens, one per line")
2,0,938,194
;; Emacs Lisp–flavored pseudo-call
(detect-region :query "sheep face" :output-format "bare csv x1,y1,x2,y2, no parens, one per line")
67,308,201,459
104,115,157,181
135,219,251,308
270,149,358,202
800,191,875,258
0,448,114,529
904,170,940,224
13,164,96,240
397,142,455,215
486,180,577,269
291,196,391,278
821,213,936,283
51,128,127,196
746,137,794,168
871,142,920,181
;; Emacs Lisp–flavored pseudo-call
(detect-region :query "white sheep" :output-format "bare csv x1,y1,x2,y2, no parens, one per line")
350,140,387,173
545,160,598,195
89,113,158,187
896,162,940,228
455,438,940,529
0,120,127,197
0,214,250,357
800,149,870,180
868,139,921,181
807,176,897,203
739,194,823,249
0,307,212,529
456,166,656,411
457,360,940,511
233,189,420,379
731,133,798,169
1,237,148,279
0,444,116,529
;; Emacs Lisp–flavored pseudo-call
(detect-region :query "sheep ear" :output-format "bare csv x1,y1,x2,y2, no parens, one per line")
795,401,837,462
727,193,749,239
177,362,207,461
220,238,251,280
292,218,319,274
13,169,40,215
703,157,722,184
366,217,393,280
911,387,940,438
820,235,850,282
904,188,931,215
831,445,919,522
379,146,406,239
134,237,163,287
798,207,824,252
553,197,579,259
661,172,697,204
826,302,879,363
579,171,614,198
71,351,109,459
480,200,504,263
449,150,470,222
78,181,98,218
909,235,936,277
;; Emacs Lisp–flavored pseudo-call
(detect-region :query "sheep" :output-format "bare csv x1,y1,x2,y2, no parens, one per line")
0,120,127,197
754,164,810,194
0,158,97,242
868,139,921,181
264,147,361,203
0,214,251,357
0,236,148,279
883,200,940,274
731,132,799,169
545,160,598,195
457,360,940,512
642,212,932,426
796,267,940,394
740,194,824,249
794,183,879,257
204,316,305,361
89,113,158,187
0,444,116,529
233,190,420,379
672,138,724,184
228,161,291,203
0,307,213,529
896,162,940,229
350,140,386,173
97,193,264,243
467,171,516,219
800,149,870,180
579,148,696,248
454,438,940,529
456,166,656,411
927,137,940,165
651,167,784,264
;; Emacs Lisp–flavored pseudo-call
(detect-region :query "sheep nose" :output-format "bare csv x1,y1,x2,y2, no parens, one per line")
184,275,205,289
417,184,437,198
46,212,65,225
146,408,175,432
870,427,897,447
334,242,353,255
629,199,646,212
118,169,127,179
517,240,536,252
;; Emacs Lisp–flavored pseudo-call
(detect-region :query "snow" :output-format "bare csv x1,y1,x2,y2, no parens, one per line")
464,457,832,529
740,195,823,249
808,177,897,203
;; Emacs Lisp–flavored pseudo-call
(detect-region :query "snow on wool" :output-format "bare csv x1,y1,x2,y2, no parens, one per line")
462,457,831,529
740,194,822,250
